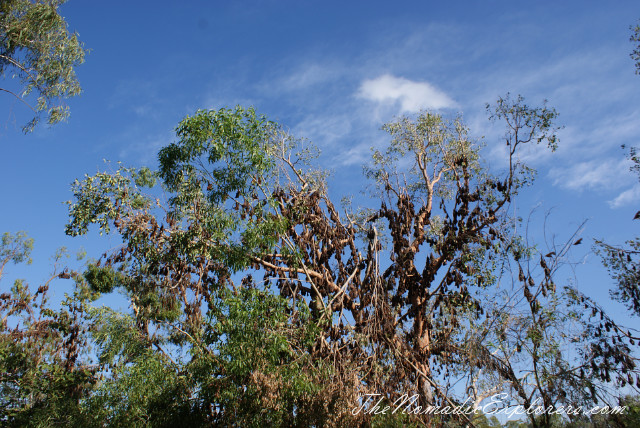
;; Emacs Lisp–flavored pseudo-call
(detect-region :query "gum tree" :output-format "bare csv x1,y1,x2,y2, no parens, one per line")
0,0,85,132
64,99,639,427
0,232,96,426
593,23,640,319
65,108,369,426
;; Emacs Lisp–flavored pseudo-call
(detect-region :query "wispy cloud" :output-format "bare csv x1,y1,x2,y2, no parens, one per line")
280,63,345,92
292,114,353,151
357,74,457,113
549,158,633,191
195,15,638,203
609,184,640,208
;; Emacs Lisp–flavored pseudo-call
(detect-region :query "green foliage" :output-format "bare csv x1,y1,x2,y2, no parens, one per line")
0,0,86,132
0,236,97,427
365,111,482,199
66,164,155,237
86,351,185,428
90,307,151,366
0,231,34,275
487,93,560,151
77,287,352,427
65,99,610,428
195,288,335,426
6,95,639,427
631,20,640,75
596,237,640,316
595,146,640,317
156,107,291,271
83,308,189,427
83,264,124,294
158,106,275,206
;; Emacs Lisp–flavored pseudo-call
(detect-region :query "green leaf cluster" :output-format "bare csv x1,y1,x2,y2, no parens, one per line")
0,0,86,132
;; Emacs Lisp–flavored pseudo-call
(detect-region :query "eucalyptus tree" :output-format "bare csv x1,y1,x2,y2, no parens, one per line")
62,99,639,427
0,232,96,426
0,0,85,132
596,151,640,319
66,108,370,426
593,22,640,319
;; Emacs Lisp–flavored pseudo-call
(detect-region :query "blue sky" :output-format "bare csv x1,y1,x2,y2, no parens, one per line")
1,1,640,317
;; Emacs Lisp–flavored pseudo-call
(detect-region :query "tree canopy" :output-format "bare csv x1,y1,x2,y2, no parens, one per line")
0,0,85,132
2,99,638,427
1,7,640,428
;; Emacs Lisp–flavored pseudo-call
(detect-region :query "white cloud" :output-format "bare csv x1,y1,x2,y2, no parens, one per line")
292,114,353,150
609,184,640,209
282,63,343,91
549,158,633,192
357,74,456,113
